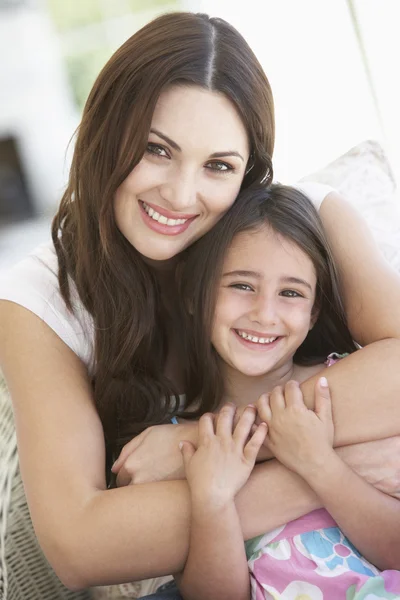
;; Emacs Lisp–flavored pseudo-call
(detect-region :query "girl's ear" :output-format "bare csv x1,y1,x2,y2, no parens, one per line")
309,304,320,330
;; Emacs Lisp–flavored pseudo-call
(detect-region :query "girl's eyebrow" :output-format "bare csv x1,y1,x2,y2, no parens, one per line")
150,128,244,161
223,270,261,278
223,271,313,291
282,276,313,292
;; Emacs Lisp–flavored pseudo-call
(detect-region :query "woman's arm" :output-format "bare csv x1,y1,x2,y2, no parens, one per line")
2,307,399,587
114,338,400,486
319,191,400,344
0,301,321,588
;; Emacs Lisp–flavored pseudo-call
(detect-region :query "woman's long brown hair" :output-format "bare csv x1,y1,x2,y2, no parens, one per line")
179,184,358,416
51,12,275,458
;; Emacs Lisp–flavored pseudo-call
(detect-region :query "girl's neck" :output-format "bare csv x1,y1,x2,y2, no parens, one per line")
221,360,297,408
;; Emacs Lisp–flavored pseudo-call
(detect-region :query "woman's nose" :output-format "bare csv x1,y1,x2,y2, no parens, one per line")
159,168,198,211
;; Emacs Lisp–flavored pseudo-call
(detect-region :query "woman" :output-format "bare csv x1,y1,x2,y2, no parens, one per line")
0,11,400,595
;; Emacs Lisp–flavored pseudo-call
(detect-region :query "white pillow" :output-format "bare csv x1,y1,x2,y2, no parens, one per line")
300,139,400,273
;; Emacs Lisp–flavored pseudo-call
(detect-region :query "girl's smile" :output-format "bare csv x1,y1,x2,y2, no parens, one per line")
212,225,318,383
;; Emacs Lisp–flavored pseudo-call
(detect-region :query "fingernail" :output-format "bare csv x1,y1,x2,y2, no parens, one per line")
179,441,184,450
319,376,328,387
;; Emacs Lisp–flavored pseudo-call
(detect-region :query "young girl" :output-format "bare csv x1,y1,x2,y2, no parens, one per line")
176,184,400,600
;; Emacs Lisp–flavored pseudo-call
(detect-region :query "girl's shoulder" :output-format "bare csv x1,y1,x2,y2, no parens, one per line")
293,352,350,383
0,241,95,370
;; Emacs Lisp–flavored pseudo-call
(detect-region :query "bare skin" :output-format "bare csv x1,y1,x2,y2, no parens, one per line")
2,183,400,591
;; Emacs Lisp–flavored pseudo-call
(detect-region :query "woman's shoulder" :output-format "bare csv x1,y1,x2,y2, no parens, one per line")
0,241,95,370
291,181,336,211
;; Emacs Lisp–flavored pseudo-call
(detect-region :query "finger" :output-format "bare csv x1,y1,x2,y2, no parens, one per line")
116,465,133,487
257,393,272,422
112,432,146,473
216,403,236,438
198,413,215,443
270,386,286,414
179,440,196,469
233,406,246,429
244,422,268,462
232,405,257,446
284,380,304,407
314,377,333,423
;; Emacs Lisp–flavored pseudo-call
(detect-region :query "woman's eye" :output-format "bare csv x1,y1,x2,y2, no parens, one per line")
206,161,233,173
146,143,169,158
281,290,302,298
230,283,253,292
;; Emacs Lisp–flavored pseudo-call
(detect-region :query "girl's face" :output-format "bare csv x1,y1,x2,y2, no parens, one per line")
114,85,250,262
211,226,318,378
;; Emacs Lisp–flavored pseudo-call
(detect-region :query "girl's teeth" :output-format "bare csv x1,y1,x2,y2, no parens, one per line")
237,331,277,344
142,201,188,226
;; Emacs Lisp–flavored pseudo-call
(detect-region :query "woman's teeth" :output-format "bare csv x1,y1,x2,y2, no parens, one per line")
236,330,277,344
142,201,188,226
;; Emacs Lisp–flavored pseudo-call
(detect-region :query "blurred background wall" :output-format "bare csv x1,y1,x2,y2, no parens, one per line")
0,0,398,269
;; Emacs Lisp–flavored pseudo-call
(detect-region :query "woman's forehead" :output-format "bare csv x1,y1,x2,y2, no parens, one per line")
150,85,250,158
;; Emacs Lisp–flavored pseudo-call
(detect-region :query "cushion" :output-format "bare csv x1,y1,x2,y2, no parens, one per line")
300,139,400,273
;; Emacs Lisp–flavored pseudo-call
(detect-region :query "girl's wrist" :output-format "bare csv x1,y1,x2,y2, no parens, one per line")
299,449,344,489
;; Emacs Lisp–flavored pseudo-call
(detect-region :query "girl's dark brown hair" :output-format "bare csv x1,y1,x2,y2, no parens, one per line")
179,184,357,416
51,12,275,458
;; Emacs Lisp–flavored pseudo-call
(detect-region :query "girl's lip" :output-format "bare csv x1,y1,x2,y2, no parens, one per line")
235,328,279,338
140,199,199,220
233,329,282,350
139,201,196,236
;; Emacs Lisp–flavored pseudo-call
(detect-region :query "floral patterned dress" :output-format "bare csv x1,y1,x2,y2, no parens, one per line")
245,354,400,599
245,508,400,599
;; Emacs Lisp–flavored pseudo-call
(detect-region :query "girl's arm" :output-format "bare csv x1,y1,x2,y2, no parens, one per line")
176,408,265,600
304,447,400,570
260,380,400,570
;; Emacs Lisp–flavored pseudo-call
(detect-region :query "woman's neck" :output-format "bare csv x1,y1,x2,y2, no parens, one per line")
221,360,296,409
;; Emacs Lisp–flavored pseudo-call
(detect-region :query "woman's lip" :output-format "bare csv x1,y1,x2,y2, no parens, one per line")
139,199,199,220
139,201,196,236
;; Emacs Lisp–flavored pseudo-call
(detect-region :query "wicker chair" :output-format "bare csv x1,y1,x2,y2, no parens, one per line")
0,375,92,600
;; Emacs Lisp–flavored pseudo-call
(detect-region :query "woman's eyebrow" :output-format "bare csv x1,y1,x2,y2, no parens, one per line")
150,128,181,151
210,150,245,162
150,128,244,161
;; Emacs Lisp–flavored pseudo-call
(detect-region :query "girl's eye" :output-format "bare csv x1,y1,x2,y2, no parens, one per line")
230,283,254,292
146,143,169,158
206,161,234,173
281,290,303,298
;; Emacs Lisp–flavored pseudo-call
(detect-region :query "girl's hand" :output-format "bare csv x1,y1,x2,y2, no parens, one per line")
180,404,267,508
258,378,334,478
112,421,199,486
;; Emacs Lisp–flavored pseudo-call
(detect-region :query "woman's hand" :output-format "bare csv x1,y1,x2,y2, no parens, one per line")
338,437,400,499
258,378,334,478
112,421,199,486
180,404,267,507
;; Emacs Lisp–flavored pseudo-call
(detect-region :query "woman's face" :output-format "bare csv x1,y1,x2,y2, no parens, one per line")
114,85,250,261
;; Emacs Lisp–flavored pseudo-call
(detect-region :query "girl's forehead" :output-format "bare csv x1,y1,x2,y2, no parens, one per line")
223,226,317,283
